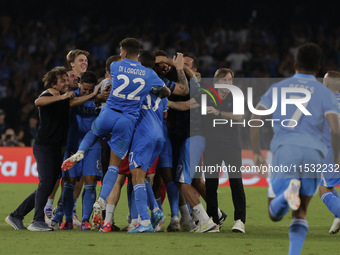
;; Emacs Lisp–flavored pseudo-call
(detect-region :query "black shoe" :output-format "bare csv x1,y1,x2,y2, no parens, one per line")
218,210,228,229
5,215,26,230
111,222,121,232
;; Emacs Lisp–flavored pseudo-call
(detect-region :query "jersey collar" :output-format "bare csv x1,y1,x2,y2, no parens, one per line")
123,58,141,66
293,73,316,80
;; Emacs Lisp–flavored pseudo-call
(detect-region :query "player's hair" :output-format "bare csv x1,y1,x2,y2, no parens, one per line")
213,68,234,83
105,55,121,73
42,66,67,88
119,38,141,57
138,50,156,69
153,49,168,57
80,70,98,84
66,49,90,68
325,70,340,91
183,52,199,70
296,42,322,72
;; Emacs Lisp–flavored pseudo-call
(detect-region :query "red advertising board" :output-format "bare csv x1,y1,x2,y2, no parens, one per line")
0,147,38,183
0,147,270,186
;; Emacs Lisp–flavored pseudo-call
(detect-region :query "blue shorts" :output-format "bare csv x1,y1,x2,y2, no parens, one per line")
175,136,206,185
268,145,322,198
320,146,340,187
129,128,165,172
91,106,135,159
158,130,172,168
62,147,102,179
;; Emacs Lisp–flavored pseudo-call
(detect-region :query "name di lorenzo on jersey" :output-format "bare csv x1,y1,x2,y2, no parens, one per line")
119,66,146,76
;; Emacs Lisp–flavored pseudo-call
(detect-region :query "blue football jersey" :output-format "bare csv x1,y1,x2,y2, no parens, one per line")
137,92,166,138
105,58,165,119
258,73,339,156
66,88,99,149
322,93,340,147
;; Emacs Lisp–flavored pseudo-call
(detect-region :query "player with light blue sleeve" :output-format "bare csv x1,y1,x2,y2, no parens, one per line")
250,43,340,255
59,71,102,231
61,38,170,223
126,50,169,233
319,71,340,234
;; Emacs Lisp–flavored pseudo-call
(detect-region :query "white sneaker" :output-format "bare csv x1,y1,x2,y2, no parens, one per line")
191,218,216,233
329,217,340,234
167,220,181,232
72,211,81,228
180,218,196,232
284,179,301,211
61,151,84,171
92,200,105,228
207,224,220,233
232,219,245,233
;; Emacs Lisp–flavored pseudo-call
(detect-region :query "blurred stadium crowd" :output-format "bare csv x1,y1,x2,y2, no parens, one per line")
1,2,340,148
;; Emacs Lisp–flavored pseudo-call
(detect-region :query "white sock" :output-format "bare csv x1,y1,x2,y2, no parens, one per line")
73,198,78,211
131,218,138,226
217,208,222,218
179,204,192,223
192,203,209,223
171,216,179,224
104,204,115,225
141,219,151,227
46,198,54,208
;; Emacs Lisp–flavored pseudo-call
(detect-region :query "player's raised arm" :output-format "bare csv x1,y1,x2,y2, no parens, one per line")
155,53,190,96
69,83,100,107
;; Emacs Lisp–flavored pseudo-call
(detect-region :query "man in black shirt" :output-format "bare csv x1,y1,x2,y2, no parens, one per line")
203,68,246,233
5,66,99,231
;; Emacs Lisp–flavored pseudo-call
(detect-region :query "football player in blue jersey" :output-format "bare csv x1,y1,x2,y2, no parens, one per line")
61,38,170,222
318,70,340,234
100,50,169,233
250,42,340,255
58,71,102,231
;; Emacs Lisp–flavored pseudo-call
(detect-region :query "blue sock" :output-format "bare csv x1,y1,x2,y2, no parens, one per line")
165,181,179,217
156,198,163,211
333,189,339,199
288,219,308,255
269,193,289,220
145,180,159,211
79,131,98,152
99,165,119,200
129,184,138,220
82,183,96,222
321,192,340,218
133,183,150,221
62,182,75,223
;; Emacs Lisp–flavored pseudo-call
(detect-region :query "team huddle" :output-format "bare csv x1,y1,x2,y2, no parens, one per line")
4,38,340,255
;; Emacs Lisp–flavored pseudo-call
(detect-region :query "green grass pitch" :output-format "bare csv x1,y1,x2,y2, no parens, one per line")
1,183,339,254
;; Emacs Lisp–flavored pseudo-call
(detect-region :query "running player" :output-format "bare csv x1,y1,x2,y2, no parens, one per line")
250,42,340,255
